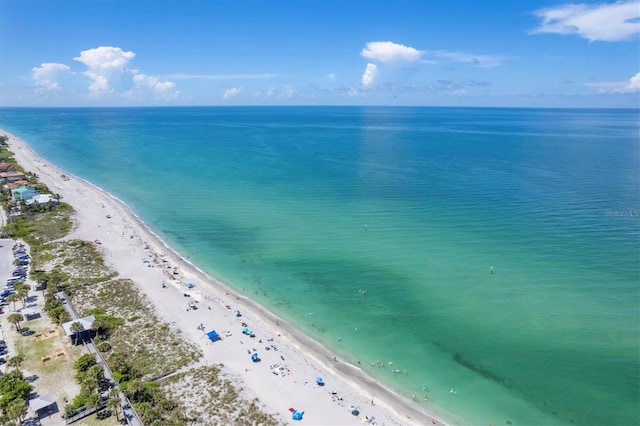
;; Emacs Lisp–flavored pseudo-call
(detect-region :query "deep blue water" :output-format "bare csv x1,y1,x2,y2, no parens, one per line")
1,106,639,426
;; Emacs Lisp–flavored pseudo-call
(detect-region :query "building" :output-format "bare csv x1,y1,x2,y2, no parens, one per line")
0,171,26,184
0,162,16,173
25,194,58,206
10,185,38,201
62,315,96,345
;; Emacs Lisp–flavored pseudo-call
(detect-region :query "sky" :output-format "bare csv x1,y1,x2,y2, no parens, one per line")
0,0,638,108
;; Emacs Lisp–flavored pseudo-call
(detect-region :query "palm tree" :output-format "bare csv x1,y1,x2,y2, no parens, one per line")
107,393,121,421
8,313,24,331
49,267,67,291
70,321,84,345
85,391,101,411
91,318,107,340
6,294,18,311
81,376,99,395
15,283,28,308
6,398,27,425
7,355,25,371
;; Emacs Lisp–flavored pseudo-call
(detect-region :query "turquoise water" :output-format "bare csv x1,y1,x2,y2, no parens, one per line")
1,107,638,425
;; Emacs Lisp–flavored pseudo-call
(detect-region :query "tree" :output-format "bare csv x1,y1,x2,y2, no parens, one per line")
70,321,84,345
14,283,28,308
108,389,121,421
85,391,101,411
7,313,23,331
91,318,107,340
5,398,27,425
81,376,99,395
74,353,97,372
7,355,25,371
0,371,31,413
48,267,68,291
5,294,18,312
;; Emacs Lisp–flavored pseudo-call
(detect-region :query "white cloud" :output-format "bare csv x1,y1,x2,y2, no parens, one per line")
586,72,640,93
361,63,379,88
361,41,423,63
626,72,640,91
223,87,242,99
428,51,504,67
73,46,136,95
531,1,640,42
132,72,179,100
68,46,178,101
74,46,135,70
32,63,71,91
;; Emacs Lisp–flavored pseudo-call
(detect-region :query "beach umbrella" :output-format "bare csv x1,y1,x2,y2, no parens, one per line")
251,352,260,362
315,376,324,386
292,410,304,421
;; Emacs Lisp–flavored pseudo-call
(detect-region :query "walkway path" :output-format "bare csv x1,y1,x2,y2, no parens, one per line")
57,290,142,426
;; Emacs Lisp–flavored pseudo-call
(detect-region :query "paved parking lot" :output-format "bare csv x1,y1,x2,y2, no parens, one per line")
0,238,15,374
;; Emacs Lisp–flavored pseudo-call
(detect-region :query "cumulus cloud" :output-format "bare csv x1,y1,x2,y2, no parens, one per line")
586,72,640,93
361,63,379,88
531,1,640,42
74,46,135,70
32,63,71,91
68,46,178,100
132,72,179,100
223,87,242,99
73,46,135,95
361,41,423,63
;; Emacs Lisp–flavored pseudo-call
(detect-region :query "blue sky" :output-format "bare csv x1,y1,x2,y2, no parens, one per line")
0,0,638,107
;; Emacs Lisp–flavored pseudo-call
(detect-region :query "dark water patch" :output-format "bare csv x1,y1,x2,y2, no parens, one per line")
451,352,519,391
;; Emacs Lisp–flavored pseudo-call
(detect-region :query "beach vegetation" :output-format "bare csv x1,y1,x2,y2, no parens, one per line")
0,370,32,414
43,295,70,325
160,365,279,425
74,353,98,373
2,202,73,245
64,352,109,418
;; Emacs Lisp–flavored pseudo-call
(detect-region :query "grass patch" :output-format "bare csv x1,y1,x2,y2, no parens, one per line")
161,366,279,425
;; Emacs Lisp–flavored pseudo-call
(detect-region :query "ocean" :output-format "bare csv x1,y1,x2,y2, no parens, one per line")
1,106,638,426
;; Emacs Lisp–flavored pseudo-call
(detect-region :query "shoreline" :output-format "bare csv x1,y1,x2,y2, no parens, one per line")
2,129,449,425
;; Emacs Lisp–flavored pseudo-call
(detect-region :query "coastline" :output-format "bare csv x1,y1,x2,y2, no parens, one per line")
2,129,448,426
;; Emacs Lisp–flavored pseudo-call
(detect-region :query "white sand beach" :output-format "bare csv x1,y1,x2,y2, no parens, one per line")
3,130,444,426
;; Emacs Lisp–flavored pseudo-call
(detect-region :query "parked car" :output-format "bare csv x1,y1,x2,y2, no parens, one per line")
0,357,5,365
